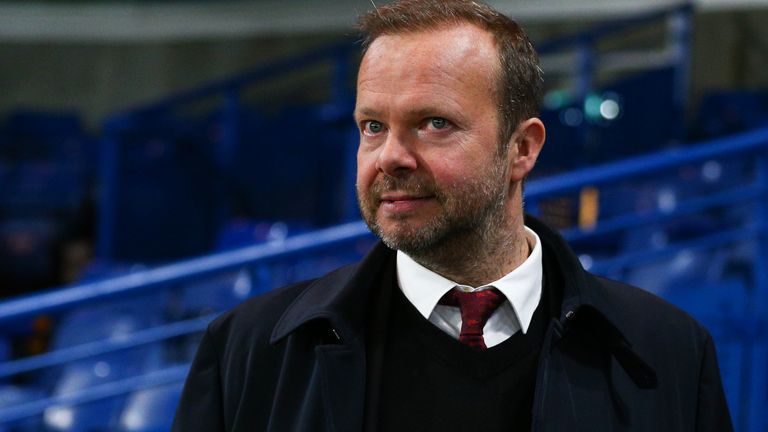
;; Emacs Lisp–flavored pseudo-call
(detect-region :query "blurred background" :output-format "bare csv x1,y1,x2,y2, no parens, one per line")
0,0,767,430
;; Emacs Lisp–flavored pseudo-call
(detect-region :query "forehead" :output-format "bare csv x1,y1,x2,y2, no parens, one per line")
356,23,499,108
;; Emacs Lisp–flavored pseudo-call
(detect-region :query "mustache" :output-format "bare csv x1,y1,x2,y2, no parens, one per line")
369,175,439,199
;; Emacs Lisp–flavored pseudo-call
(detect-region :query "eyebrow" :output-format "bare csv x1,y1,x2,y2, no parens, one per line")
405,107,446,118
353,107,380,120
353,106,451,121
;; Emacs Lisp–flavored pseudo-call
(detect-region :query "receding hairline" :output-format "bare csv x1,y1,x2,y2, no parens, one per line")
360,14,507,55
359,22,502,82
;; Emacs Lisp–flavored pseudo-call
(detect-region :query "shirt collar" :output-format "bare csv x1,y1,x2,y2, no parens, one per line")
396,226,543,334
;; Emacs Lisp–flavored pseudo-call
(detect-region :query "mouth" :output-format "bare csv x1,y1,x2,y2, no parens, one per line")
380,193,428,202
378,193,434,214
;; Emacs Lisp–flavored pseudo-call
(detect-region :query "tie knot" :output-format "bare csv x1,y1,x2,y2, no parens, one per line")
438,287,506,349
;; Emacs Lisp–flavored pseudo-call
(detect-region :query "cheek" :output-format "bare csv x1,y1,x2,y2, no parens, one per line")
356,151,377,188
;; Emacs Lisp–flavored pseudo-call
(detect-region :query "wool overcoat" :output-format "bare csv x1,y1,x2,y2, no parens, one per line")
172,216,733,431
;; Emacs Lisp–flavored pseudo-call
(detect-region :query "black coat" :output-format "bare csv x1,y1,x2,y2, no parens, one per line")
172,216,733,431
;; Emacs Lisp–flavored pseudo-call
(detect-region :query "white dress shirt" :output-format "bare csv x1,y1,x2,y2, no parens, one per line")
396,226,543,348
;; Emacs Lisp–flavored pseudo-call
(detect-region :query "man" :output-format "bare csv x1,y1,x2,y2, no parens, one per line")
173,1,733,430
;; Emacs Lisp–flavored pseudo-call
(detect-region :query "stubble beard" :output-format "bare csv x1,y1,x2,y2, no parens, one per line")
357,154,512,272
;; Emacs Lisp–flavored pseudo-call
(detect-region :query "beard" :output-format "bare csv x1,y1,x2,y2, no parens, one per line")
356,154,510,260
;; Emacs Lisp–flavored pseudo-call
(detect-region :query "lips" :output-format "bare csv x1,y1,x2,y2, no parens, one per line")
378,193,434,214
380,193,428,202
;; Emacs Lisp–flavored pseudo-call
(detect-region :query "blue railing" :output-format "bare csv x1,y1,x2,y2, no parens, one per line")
1,125,766,429
0,221,371,324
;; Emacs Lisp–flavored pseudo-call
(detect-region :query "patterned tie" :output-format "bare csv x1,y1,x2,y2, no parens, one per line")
438,287,505,349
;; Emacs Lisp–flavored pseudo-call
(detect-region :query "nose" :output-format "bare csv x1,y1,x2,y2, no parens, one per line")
375,132,418,177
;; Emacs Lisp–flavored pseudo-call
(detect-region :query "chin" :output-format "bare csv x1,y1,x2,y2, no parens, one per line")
377,224,441,253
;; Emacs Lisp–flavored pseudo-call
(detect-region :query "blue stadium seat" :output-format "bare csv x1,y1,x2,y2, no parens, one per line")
0,385,46,432
43,348,163,432
31,293,175,431
214,219,314,250
117,382,183,432
42,293,168,431
662,277,751,428
172,269,254,317
51,300,164,350
266,241,375,289
663,278,749,323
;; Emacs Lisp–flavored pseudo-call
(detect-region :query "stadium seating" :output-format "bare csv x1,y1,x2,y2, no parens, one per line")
2,4,768,430
117,382,183,432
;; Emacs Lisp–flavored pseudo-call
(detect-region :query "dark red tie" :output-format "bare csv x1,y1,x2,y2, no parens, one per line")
438,288,505,350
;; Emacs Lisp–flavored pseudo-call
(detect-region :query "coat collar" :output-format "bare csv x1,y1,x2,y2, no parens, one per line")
270,240,393,345
524,215,609,320
271,214,621,341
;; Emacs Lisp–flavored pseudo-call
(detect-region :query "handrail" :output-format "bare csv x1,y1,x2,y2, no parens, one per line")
0,364,190,424
590,225,759,274
3,127,768,323
0,221,371,323
527,126,768,198
0,314,215,378
562,184,767,242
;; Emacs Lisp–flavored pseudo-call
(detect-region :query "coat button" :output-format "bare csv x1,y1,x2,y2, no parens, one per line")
565,310,575,320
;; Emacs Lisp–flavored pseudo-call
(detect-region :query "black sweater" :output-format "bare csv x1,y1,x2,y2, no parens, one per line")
364,261,554,432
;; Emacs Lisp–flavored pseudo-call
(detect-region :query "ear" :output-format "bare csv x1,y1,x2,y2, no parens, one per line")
508,117,545,182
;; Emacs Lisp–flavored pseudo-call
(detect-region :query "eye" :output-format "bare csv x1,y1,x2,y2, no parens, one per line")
363,120,384,135
428,117,449,130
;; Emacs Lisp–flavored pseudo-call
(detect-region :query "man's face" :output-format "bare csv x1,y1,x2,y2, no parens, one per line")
355,23,514,254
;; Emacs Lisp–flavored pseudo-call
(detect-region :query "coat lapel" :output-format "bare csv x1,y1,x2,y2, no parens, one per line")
528,215,657,431
268,242,394,431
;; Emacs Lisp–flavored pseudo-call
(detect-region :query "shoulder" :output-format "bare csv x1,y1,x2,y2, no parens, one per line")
208,280,312,346
204,261,362,351
588,274,713,362
593,275,704,328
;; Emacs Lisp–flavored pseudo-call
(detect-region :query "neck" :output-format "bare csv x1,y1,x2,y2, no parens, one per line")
409,212,530,287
